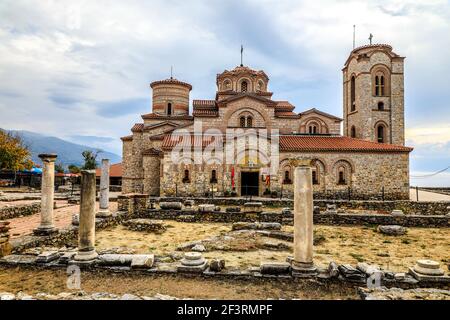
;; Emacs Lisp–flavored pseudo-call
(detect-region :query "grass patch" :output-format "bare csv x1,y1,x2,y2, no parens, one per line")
349,253,365,262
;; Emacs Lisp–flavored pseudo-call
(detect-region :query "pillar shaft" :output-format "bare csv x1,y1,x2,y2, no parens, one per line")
291,161,316,274
97,159,110,217
75,170,98,261
34,154,57,235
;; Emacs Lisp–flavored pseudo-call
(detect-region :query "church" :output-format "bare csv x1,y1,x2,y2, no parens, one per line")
121,44,412,200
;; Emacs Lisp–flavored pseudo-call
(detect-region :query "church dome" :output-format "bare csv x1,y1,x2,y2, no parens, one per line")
150,77,192,116
216,65,269,93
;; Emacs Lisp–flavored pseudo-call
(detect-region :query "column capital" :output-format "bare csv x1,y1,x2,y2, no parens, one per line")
289,158,314,167
38,153,57,162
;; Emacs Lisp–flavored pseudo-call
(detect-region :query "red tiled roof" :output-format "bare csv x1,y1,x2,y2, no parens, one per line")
95,163,122,177
131,123,144,132
193,109,219,117
120,135,133,141
279,136,413,153
275,101,295,111
141,113,194,120
275,111,299,118
193,100,216,108
150,78,192,90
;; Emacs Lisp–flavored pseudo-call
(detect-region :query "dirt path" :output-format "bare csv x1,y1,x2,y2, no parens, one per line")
0,266,357,300
409,188,450,201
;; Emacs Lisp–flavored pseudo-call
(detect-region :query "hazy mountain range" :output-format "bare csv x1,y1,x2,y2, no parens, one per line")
3,129,121,168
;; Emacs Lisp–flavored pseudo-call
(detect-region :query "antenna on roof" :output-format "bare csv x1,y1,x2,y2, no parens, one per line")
353,25,356,49
240,44,244,66
170,66,173,79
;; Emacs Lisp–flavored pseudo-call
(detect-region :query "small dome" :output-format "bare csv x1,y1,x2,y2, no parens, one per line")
150,78,192,90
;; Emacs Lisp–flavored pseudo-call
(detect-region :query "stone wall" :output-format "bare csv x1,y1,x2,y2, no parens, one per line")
131,209,449,227
160,149,410,200
151,197,449,215
0,203,41,220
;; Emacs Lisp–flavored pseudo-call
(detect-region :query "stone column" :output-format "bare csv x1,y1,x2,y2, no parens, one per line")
290,159,317,275
74,170,98,262
97,159,111,217
34,154,58,235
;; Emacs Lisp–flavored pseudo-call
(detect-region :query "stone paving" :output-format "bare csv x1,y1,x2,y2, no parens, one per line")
4,201,118,239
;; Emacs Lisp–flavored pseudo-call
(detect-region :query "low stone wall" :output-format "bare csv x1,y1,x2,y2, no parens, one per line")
313,213,449,228
136,209,449,228
0,203,41,220
150,197,450,216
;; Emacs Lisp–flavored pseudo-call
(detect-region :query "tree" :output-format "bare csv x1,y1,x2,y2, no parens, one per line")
81,150,98,170
68,164,80,174
0,130,34,171
55,163,65,174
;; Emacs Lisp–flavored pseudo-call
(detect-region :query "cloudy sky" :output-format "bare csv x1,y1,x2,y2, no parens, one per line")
0,0,449,186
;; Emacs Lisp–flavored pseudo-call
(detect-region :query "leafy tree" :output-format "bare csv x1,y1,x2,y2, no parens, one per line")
0,130,34,171
55,163,65,174
81,150,98,170
68,164,80,174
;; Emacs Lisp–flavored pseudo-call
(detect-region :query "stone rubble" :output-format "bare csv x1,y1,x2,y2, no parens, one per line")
122,219,167,233
209,258,225,272
232,222,282,231
377,225,407,236
0,291,181,300
358,287,450,300
160,202,183,210
0,221,11,257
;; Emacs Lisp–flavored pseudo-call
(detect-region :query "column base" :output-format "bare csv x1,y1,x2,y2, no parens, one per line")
96,208,111,218
33,226,58,236
73,249,98,263
291,260,317,277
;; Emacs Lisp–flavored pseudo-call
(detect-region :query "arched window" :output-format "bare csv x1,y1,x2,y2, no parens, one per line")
240,116,246,128
210,170,217,184
257,80,264,91
308,125,317,134
223,80,231,91
338,168,346,185
378,101,384,110
167,103,172,115
283,170,292,184
246,116,253,128
312,170,319,185
241,80,248,92
377,125,385,143
350,76,356,112
375,75,385,96
182,169,190,183
350,126,356,138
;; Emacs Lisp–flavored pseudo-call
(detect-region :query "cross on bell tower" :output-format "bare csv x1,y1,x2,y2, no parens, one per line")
240,45,244,66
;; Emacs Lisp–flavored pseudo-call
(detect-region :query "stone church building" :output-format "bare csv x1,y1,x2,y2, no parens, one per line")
121,44,413,200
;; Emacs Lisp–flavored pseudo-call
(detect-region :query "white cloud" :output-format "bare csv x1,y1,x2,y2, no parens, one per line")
0,0,449,184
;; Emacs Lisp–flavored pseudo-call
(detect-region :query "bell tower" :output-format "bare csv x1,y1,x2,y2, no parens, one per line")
342,44,405,145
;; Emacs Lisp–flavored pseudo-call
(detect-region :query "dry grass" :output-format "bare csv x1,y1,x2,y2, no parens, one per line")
96,221,450,272
0,266,357,299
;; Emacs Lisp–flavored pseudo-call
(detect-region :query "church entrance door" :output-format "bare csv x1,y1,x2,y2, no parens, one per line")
241,171,259,196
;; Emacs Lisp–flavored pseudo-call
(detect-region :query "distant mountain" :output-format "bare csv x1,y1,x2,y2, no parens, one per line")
3,129,121,168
